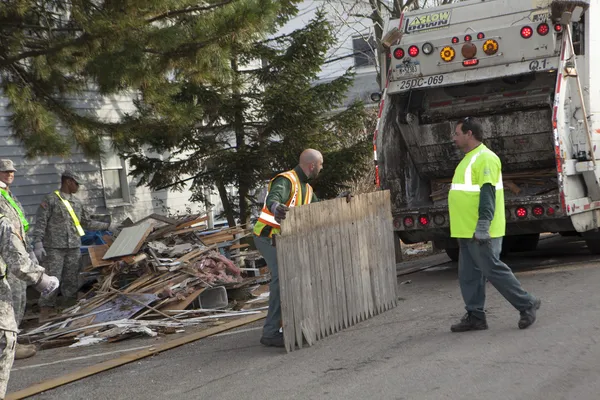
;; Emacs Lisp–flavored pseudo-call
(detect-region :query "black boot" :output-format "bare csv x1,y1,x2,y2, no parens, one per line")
451,312,488,332
518,298,541,329
260,332,285,347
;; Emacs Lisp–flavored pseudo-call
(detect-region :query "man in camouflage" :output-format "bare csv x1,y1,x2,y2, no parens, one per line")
0,214,59,398
31,171,111,320
0,159,38,359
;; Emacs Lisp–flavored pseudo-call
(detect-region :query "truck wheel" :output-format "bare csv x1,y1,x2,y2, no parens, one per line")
584,239,600,255
445,247,459,262
509,234,540,252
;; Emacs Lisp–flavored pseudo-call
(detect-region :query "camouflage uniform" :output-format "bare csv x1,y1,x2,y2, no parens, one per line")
0,181,30,328
0,216,45,398
31,191,108,308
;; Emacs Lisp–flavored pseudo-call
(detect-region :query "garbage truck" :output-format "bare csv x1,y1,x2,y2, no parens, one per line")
376,0,597,260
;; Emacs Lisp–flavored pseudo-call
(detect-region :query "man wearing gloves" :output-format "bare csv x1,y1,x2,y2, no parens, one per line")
31,171,111,320
253,149,322,347
0,214,58,398
448,117,541,332
0,159,40,359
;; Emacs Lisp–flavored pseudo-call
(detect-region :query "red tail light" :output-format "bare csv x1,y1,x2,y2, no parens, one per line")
419,216,429,226
408,45,419,57
464,34,472,42
451,37,459,44
393,48,405,59
477,32,485,40
547,207,555,216
463,59,479,67
532,206,544,216
554,24,562,32
516,207,528,218
537,23,550,36
520,26,533,39
403,216,414,228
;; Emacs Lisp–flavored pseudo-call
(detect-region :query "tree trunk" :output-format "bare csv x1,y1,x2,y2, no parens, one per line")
216,179,236,227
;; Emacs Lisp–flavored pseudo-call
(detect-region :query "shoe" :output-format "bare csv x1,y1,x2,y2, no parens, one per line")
260,333,285,348
451,312,488,332
518,298,541,329
14,343,37,360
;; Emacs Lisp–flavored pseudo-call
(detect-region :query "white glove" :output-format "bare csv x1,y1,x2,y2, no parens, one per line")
34,242,46,260
35,274,59,296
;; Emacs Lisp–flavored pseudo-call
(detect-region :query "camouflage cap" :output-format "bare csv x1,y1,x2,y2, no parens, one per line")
62,170,81,184
0,159,16,172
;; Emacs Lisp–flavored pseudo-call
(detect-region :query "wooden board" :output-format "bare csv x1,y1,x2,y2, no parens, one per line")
103,221,154,260
277,191,398,352
88,245,114,268
6,312,266,400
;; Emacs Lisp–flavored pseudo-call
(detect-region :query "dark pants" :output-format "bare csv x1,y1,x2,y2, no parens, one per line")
254,235,280,338
458,238,536,319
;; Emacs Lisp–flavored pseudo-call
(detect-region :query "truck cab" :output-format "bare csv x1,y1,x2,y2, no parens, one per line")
377,0,597,259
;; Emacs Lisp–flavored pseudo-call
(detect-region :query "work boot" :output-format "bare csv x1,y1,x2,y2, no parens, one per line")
518,298,542,329
260,333,285,348
39,306,57,322
14,343,37,360
450,312,488,332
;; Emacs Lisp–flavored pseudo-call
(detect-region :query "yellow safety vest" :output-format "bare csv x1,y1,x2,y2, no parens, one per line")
253,170,313,237
448,144,505,238
54,191,85,236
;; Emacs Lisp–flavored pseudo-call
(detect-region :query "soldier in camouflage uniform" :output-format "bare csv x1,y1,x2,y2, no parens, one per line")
0,159,39,359
31,171,110,319
0,214,58,398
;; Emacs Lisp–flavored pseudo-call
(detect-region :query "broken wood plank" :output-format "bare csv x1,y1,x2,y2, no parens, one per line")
103,221,154,260
88,245,114,268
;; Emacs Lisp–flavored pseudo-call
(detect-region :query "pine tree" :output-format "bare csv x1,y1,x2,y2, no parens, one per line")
116,11,372,226
0,0,298,157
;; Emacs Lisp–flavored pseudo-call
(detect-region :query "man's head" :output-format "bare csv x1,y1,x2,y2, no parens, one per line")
299,149,324,179
61,170,81,194
0,159,17,186
454,117,484,153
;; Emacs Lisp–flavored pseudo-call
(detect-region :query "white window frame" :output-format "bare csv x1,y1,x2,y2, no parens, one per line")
100,137,131,207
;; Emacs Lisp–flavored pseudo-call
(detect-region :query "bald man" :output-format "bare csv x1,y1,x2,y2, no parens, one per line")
253,149,323,347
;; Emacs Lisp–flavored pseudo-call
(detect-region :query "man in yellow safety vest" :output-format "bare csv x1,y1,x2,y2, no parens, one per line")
31,171,112,320
254,149,322,347
448,117,541,332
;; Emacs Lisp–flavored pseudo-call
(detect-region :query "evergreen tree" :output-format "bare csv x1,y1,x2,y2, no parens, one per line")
116,11,372,226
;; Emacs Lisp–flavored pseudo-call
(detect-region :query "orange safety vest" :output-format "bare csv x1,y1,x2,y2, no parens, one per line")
254,169,313,234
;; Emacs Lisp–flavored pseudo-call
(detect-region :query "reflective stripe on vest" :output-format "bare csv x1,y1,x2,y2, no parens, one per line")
55,191,85,236
450,149,504,192
0,188,29,232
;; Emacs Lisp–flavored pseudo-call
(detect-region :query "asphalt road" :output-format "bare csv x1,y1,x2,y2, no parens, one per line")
8,234,600,400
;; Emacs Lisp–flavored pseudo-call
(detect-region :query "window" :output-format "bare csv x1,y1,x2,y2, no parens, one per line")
352,35,377,68
101,137,130,204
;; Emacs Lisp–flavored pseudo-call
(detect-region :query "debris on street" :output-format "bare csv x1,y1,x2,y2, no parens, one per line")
24,213,270,348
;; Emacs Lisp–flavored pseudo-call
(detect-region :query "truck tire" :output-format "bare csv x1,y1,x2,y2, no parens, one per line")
584,239,600,255
445,247,459,262
509,233,540,252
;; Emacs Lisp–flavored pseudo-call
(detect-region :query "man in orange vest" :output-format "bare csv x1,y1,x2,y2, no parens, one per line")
254,149,323,347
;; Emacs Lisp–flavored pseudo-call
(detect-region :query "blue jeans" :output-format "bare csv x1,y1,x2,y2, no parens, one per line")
458,238,536,320
254,235,281,338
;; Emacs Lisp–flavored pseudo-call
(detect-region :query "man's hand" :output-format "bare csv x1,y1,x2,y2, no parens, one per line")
270,202,290,223
473,220,491,245
33,242,46,260
35,274,60,296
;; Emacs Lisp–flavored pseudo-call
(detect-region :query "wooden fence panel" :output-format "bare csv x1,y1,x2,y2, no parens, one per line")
277,190,398,352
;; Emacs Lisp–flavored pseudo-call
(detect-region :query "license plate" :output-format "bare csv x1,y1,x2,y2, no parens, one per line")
394,63,420,78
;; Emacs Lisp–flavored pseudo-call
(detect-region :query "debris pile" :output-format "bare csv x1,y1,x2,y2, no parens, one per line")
24,213,269,348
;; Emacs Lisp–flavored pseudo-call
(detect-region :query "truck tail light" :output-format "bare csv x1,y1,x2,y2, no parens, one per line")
440,46,455,62
532,206,544,216
463,59,479,67
520,26,533,39
477,32,485,40
554,24,562,32
433,214,445,225
403,216,414,228
464,34,472,42
422,42,434,55
408,45,419,57
483,39,499,55
516,207,528,218
547,207,555,216
419,216,429,226
537,23,550,36
451,37,459,44
393,48,405,59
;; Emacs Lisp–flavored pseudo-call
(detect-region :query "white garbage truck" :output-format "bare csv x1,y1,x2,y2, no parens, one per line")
376,0,596,260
